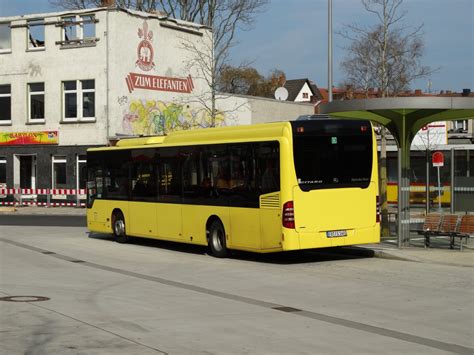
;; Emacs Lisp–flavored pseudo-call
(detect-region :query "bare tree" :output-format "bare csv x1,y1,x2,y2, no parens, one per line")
180,30,220,127
339,0,436,237
163,0,268,124
339,0,433,97
49,0,162,12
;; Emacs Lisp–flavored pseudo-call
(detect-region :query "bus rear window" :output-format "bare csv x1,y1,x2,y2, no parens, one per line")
291,120,372,191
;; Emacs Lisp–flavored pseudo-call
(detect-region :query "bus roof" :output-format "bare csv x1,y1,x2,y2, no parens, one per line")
89,121,292,151
115,136,166,147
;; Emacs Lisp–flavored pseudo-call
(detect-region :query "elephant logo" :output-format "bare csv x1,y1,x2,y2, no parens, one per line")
136,21,155,71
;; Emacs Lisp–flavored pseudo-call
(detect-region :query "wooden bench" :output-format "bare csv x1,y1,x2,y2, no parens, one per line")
455,215,474,251
414,213,471,250
414,213,442,248
438,214,459,250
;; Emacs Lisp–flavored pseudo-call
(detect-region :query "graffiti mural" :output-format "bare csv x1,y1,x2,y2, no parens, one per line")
122,99,226,136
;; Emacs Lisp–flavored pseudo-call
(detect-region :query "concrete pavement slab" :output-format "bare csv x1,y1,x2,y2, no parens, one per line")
0,206,86,216
1,225,473,354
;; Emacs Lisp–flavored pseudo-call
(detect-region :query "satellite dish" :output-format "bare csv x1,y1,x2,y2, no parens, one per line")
274,87,288,101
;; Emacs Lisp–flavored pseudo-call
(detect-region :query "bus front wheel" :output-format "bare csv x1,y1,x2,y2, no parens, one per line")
112,211,129,243
208,220,228,258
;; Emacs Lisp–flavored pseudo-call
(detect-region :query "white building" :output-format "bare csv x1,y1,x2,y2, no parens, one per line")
283,79,323,103
0,7,313,199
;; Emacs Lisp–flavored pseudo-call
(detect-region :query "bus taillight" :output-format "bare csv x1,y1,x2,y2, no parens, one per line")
283,201,295,229
376,196,381,223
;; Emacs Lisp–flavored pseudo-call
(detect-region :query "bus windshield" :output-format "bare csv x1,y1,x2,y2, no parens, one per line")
291,120,372,191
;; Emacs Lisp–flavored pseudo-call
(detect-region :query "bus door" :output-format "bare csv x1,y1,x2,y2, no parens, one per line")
257,142,281,250
129,149,157,237
229,142,280,250
156,148,183,241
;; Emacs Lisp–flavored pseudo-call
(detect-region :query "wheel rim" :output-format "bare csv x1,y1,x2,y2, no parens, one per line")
114,219,125,236
211,228,224,251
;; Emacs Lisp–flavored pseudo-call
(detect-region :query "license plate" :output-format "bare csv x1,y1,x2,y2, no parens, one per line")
326,230,347,238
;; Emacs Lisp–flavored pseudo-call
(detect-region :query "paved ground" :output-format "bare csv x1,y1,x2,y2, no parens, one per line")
0,206,86,216
1,206,472,266
0,219,473,354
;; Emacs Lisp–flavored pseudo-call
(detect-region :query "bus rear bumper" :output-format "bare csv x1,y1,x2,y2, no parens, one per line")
282,225,380,251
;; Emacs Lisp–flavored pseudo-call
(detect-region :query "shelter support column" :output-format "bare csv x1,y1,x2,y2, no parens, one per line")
397,146,411,247
397,111,411,248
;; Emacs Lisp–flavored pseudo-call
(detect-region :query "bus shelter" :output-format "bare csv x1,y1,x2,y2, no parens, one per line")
320,97,474,247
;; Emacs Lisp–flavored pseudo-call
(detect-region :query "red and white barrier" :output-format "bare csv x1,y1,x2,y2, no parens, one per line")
0,201,86,207
0,188,87,195
0,187,87,207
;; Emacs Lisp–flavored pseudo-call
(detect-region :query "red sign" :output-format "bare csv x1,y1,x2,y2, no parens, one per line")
136,21,155,71
127,21,194,94
432,151,444,167
125,73,194,94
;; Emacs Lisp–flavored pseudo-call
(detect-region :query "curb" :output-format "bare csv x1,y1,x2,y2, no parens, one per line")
0,207,16,213
341,246,419,262
372,249,419,262
344,246,474,266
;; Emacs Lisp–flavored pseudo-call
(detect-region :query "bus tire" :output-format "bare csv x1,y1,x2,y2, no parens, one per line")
208,219,228,258
112,211,129,243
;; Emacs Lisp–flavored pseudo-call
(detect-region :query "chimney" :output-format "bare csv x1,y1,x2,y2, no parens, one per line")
462,88,471,97
102,0,115,7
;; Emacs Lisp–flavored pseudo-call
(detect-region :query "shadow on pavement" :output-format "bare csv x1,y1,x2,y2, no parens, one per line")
0,214,86,227
88,232,374,264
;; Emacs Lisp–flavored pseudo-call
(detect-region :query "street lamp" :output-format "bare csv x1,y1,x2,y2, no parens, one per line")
328,0,333,102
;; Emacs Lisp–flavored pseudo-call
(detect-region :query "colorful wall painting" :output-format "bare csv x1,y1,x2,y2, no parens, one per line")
122,99,226,136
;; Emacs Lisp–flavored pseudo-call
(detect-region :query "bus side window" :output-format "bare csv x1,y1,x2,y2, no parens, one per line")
102,150,130,200
158,147,182,202
131,149,156,202
227,143,259,207
215,165,230,189
131,164,155,200
257,142,280,194
182,146,202,199
207,145,230,193
86,160,101,206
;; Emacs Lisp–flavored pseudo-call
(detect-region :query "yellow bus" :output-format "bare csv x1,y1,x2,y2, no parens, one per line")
87,119,380,257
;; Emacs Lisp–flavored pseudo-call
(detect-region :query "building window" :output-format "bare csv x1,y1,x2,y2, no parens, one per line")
77,155,87,190
27,19,45,49
60,15,97,46
0,23,11,52
52,156,67,189
302,92,309,99
28,83,45,122
454,120,468,133
0,84,11,123
63,80,95,121
0,157,6,185
82,15,96,38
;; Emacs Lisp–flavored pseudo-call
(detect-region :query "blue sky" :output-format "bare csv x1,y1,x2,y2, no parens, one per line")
1,0,473,92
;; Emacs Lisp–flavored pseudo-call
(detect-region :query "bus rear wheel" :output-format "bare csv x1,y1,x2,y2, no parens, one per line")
208,220,228,258
112,211,129,243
